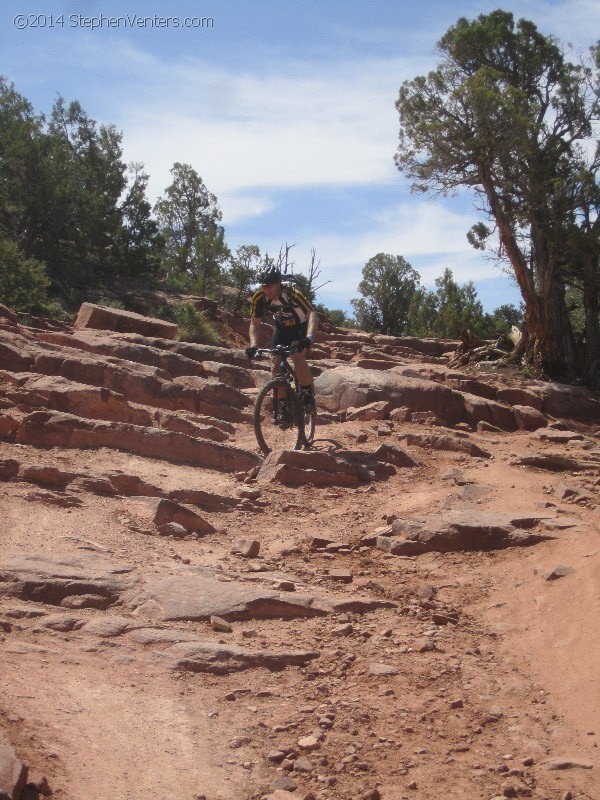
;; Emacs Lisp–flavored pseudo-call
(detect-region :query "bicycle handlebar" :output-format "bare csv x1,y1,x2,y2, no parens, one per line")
254,344,300,359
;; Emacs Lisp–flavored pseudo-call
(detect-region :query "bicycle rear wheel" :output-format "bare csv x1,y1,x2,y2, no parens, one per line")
253,379,304,456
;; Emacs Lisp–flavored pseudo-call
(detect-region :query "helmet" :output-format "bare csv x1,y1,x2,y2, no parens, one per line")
257,266,282,285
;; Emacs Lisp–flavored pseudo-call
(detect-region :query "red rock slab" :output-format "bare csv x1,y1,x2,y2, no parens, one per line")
15,410,261,473
75,302,178,339
161,640,320,674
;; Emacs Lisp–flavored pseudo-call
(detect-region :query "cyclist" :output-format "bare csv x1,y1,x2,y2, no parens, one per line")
245,266,319,409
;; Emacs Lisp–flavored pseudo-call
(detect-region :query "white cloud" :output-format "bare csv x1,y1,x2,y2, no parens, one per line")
218,191,278,225
114,50,426,204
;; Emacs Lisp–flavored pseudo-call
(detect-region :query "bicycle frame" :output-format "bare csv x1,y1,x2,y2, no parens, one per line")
256,344,301,392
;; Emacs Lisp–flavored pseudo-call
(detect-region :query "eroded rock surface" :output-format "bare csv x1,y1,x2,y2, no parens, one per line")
0,303,598,800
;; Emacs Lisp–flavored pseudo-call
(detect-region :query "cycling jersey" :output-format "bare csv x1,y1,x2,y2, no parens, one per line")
250,284,313,330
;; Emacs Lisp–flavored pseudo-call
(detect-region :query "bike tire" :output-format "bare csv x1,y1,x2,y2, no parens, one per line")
302,404,316,447
253,379,304,456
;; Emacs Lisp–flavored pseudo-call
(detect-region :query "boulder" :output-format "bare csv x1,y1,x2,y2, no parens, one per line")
539,383,600,420
123,497,215,535
315,366,465,424
512,405,548,431
257,450,360,487
373,443,419,468
75,302,178,339
496,386,543,410
0,414,20,439
352,359,399,371
20,465,79,487
346,401,394,421
446,375,498,400
461,393,517,431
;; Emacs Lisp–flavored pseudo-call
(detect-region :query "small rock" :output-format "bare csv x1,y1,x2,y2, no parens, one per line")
157,522,188,538
332,623,353,636
408,780,418,789
323,569,353,584
543,565,573,581
306,535,335,549
266,750,286,763
271,775,298,792
362,790,381,800
417,582,436,601
0,458,19,479
449,698,464,709
416,638,436,653
210,616,232,633
229,736,251,749
369,663,399,676
238,487,261,500
232,539,261,558
293,757,314,773
297,735,321,751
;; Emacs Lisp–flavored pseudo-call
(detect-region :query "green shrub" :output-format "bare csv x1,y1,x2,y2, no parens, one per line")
171,303,221,345
0,238,50,312
97,297,126,310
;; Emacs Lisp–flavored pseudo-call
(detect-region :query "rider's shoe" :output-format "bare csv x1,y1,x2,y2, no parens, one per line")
279,406,292,424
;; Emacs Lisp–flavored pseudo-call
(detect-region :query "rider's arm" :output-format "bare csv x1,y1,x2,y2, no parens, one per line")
249,316,262,348
306,310,319,340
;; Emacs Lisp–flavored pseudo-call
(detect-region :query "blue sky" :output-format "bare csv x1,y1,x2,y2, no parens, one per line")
2,0,598,315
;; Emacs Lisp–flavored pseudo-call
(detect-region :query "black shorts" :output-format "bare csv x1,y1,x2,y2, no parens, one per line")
272,322,307,348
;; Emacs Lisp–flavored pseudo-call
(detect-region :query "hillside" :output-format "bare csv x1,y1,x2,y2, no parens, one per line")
0,301,598,800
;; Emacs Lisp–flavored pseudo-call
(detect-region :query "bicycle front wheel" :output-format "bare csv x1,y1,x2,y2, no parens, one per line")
302,403,316,448
253,379,304,456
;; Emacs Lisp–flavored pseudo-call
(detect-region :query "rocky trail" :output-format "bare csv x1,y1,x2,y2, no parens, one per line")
0,301,598,800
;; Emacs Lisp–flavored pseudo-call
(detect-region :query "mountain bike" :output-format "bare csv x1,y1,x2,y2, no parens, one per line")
251,344,316,455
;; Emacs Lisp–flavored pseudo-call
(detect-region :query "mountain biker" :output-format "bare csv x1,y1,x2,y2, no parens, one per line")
245,266,319,408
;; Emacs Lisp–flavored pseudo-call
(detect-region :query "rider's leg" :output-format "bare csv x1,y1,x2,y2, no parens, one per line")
290,352,315,406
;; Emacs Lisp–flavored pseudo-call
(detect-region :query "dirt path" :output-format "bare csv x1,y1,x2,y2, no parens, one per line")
1,411,599,800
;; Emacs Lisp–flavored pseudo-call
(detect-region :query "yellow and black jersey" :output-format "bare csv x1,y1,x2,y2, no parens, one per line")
250,284,313,330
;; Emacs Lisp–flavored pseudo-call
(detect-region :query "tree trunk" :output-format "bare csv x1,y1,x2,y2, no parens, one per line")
479,165,579,380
